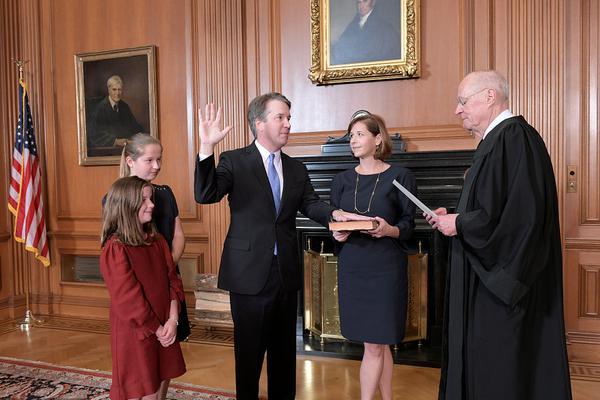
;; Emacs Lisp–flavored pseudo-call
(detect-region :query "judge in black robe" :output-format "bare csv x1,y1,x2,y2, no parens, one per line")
427,70,572,400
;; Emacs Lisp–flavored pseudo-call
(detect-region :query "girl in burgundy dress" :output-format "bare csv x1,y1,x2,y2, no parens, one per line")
101,176,186,400
119,133,191,343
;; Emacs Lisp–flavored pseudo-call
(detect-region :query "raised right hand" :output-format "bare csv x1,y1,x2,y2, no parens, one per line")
198,103,233,154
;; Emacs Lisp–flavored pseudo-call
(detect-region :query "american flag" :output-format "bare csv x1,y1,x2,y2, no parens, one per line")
8,80,50,267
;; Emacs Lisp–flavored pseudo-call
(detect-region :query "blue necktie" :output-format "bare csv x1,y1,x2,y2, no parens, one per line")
267,153,281,214
268,153,281,255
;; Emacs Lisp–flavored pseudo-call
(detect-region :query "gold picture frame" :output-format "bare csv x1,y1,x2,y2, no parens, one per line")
309,0,420,85
75,45,158,166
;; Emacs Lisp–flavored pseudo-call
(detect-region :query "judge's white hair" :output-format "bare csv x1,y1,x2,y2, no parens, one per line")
466,70,509,103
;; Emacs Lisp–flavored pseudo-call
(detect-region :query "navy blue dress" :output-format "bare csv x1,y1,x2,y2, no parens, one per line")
151,184,179,247
330,165,416,344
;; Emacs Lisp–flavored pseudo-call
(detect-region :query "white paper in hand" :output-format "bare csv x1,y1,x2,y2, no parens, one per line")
392,179,436,218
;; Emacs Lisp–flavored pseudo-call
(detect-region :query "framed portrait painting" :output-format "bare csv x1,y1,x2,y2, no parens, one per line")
75,45,157,166
309,0,420,85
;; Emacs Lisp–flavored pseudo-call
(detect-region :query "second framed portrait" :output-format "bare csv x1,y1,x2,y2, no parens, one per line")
75,45,158,166
309,0,420,85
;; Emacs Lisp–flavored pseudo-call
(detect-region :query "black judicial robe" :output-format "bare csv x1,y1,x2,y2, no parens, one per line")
439,116,572,400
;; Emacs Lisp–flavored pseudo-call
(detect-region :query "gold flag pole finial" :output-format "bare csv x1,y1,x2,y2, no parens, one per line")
12,59,29,81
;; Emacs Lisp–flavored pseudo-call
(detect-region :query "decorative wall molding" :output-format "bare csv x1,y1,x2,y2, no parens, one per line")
568,331,600,344
181,234,210,244
565,239,600,250
51,232,103,241
505,0,564,184
52,294,110,309
570,361,600,381
579,264,600,318
193,0,248,273
580,0,600,225
284,125,477,156
244,0,281,97
567,331,600,378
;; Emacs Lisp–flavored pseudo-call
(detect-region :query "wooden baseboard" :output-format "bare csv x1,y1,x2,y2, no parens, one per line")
0,314,234,347
567,331,600,380
570,361,600,382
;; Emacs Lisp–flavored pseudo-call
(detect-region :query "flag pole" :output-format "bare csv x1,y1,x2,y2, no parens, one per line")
11,59,44,330
18,257,44,331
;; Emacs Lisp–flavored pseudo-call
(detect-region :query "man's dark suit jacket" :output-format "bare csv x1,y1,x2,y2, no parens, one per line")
194,142,335,295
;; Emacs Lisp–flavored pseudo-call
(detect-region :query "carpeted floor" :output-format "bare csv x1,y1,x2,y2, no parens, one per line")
0,357,235,399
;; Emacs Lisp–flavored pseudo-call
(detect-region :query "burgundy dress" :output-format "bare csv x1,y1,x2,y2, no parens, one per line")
100,234,186,400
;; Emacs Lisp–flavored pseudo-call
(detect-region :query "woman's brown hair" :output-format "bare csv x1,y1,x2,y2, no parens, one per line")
347,113,392,160
101,176,157,247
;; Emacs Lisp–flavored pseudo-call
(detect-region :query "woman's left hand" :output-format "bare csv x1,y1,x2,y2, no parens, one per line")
332,230,351,242
362,216,398,239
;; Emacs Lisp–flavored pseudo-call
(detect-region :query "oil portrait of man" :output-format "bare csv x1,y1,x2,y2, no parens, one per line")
330,0,402,65
76,48,156,164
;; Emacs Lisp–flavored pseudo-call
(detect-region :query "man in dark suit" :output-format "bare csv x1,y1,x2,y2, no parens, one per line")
194,93,363,399
88,75,144,148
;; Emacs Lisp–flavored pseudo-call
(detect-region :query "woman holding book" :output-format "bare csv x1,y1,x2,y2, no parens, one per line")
330,112,416,400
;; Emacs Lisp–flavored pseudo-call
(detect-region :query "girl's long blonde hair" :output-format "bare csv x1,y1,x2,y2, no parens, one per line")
119,133,162,178
101,176,157,247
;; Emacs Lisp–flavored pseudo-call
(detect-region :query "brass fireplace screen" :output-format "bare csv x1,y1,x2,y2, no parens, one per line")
303,244,428,343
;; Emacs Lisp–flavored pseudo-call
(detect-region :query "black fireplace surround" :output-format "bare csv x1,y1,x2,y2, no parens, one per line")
294,149,474,367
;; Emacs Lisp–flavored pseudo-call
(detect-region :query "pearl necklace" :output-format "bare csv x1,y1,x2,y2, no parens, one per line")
353,171,381,214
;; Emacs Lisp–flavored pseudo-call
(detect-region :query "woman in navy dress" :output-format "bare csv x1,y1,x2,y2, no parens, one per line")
331,112,416,400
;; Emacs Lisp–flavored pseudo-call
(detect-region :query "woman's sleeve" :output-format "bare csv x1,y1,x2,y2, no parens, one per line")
394,169,416,241
330,174,343,209
164,185,180,218
330,174,346,255
100,240,161,338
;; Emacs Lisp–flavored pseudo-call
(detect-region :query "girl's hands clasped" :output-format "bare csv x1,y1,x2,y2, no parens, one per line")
156,319,177,347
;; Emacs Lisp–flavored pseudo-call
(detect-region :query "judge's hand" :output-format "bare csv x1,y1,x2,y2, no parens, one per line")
426,208,458,237
332,230,351,242
198,103,233,155
424,207,445,227
363,216,398,239
332,209,372,222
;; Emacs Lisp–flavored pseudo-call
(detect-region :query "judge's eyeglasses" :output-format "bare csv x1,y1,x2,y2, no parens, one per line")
457,88,490,107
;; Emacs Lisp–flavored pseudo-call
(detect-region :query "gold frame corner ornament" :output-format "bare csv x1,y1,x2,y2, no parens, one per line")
309,0,420,85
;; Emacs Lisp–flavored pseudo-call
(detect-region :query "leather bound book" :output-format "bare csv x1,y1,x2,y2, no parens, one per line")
328,220,379,231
